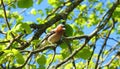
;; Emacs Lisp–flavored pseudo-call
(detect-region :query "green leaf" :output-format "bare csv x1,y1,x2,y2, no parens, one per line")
12,49,25,64
64,63,73,69
48,0,63,8
65,24,73,36
38,10,44,16
30,65,36,69
4,50,12,53
12,23,32,34
13,23,22,32
17,15,24,21
60,42,68,49
37,0,43,4
0,53,6,64
61,49,69,59
30,8,37,16
95,2,102,10
6,30,13,40
36,54,46,65
75,46,92,59
0,50,14,64
0,46,3,51
80,4,87,10
0,52,13,64
22,23,32,34
17,0,33,8
46,54,52,65
38,65,45,69
113,6,120,22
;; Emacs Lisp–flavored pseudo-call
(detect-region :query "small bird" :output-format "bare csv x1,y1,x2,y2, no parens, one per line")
40,24,65,46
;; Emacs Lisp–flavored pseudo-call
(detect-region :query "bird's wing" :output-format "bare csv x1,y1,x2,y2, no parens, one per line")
36,30,55,48
41,30,55,43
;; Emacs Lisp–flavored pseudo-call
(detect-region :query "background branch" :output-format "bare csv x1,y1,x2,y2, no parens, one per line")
54,39,89,69
31,0,84,40
47,48,56,69
1,0,11,30
15,52,33,69
95,19,114,69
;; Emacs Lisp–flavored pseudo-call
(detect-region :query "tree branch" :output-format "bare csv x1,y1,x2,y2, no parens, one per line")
65,35,88,40
15,52,33,69
47,48,56,69
89,0,119,38
95,18,115,69
64,39,76,69
1,0,15,38
5,34,23,49
0,34,23,56
98,39,120,66
1,0,11,30
102,52,118,67
31,0,84,40
19,0,84,50
32,45,56,54
87,36,97,68
54,38,89,69
0,30,6,34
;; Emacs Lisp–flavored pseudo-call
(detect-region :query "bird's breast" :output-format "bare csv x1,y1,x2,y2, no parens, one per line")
47,33,62,43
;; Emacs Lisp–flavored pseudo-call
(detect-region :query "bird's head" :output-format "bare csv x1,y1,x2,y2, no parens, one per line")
56,24,65,32
55,24,65,33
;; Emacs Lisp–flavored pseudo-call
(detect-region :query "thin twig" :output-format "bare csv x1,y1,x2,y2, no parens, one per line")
0,40,10,43
45,1,71,20
102,53,118,67
47,48,56,69
65,35,88,40
5,34,23,49
1,0,11,30
4,0,17,7
31,0,84,40
16,52,33,69
54,39,89,69
32,45,56,54
95,18,114,69
17,0,84,51
1,0,15,38
99,42,119,65
0,34,23,56
0,30,6,34
65,39,76,69
89,0,119,38
87,36,97,68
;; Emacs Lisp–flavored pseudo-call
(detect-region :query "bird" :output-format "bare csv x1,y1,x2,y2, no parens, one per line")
39,24,65,47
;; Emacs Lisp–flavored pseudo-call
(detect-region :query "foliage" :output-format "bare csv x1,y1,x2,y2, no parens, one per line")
0,0,120,69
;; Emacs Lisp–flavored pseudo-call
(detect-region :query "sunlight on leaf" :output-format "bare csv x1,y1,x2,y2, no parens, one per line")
12,49,25,64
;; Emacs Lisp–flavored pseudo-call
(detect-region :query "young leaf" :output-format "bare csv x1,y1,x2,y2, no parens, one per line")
75,46,92,59
37,0,43,4
30,8,37,16
17,0,33,8
12,49,25,64
36,54,46,65
22,23,32,34
65,24,73,36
